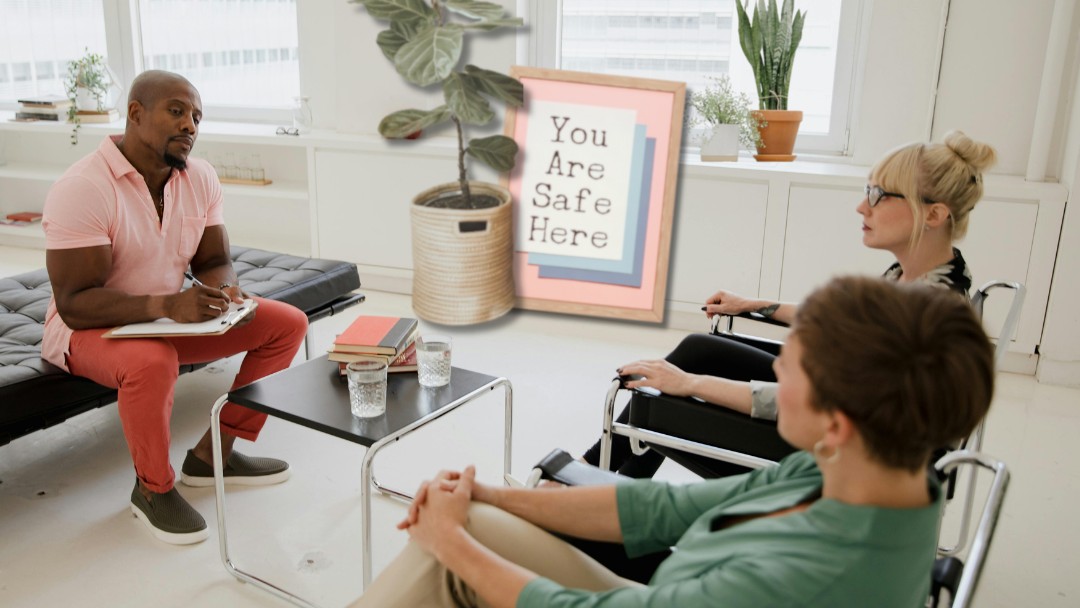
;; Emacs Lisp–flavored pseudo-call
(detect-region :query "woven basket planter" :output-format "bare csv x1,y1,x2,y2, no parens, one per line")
410,181,515,325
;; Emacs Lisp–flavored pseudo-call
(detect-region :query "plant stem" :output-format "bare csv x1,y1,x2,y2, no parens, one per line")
453,116,472,205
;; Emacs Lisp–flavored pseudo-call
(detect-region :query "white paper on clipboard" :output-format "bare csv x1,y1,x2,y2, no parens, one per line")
104,299,258,338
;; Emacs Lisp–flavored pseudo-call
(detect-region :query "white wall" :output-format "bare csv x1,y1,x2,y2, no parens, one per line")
290,0,1080,382
1038,0,1080,386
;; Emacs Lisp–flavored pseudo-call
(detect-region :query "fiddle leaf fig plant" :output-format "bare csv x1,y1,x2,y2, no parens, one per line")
352,0,524,207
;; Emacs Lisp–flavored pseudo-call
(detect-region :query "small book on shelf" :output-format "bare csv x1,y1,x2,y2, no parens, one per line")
5,212,43,223
14,112,61,122
72,109,121,123
17,95,71,108
331,315,418,356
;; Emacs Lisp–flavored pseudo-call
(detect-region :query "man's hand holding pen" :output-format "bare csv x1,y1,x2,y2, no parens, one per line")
182,272,256,327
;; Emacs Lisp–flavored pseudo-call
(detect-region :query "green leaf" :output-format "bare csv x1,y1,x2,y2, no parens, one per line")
467,135,518,172
462,17,525,31
444,72,494,125
736,1,755,69
378,106,451,138
444,0,507,21
394,25,464,87
354,0,435,22
376,19,427,60
464,65,523,107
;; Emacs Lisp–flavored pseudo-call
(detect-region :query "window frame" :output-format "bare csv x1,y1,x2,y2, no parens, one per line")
0,0,295,124
517,0,868,157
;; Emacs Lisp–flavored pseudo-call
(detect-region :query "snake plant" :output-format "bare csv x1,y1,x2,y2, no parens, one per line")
350,0,524,207
736,0,806,111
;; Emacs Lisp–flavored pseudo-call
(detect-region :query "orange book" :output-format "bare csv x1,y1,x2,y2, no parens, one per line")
332,316,417,356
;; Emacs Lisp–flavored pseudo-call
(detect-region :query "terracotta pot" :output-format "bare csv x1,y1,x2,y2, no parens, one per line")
752,110,803,162
410,181,515,325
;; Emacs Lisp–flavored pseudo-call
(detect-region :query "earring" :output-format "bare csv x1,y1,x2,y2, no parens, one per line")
924,224,930,231
813,440,841,465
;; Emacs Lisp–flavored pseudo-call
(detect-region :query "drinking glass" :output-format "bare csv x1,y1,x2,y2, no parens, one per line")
417,334,452,387
347,360,388,417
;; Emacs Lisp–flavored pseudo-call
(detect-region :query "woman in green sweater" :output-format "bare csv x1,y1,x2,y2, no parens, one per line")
356,276,995,608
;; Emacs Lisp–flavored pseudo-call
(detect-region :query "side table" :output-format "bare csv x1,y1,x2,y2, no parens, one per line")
208,355,512,607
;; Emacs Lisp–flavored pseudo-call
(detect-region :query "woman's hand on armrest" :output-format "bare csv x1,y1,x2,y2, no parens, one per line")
619,360,754,416
703,289,798,325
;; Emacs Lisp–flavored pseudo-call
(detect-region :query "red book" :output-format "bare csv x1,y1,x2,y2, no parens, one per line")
5,212,43,222
332,316,417,356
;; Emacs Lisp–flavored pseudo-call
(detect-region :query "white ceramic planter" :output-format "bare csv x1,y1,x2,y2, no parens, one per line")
700,124,740,162
75,87,101,111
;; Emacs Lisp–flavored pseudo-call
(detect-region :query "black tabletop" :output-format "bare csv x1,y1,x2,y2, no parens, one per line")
228,355,500,447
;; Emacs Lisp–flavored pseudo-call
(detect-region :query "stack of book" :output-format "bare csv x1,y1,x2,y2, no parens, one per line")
328,315,419,376
14,95,72,122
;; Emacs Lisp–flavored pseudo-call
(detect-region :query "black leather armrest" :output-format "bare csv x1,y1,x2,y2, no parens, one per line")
535,449,629,486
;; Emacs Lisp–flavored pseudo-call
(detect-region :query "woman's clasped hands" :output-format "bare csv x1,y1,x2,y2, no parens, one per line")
398,466,495,559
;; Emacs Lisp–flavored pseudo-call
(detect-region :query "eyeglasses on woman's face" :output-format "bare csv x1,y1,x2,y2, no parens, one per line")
864,184,906,208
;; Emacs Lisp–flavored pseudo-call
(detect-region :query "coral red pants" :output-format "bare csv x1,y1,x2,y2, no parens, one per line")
67,298,308,492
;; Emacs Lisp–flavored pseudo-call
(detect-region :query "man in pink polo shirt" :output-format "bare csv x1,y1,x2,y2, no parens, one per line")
42,70,308,545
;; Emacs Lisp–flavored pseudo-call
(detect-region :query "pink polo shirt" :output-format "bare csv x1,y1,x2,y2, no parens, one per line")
41,135,224,370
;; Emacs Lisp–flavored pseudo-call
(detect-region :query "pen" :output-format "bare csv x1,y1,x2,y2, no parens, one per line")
185,272,223,312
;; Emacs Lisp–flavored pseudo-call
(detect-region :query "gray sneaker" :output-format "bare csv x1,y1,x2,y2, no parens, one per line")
179,449,290,487
130,481,208,545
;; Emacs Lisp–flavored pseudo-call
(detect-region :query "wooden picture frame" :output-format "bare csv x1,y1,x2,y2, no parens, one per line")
504,67,685,323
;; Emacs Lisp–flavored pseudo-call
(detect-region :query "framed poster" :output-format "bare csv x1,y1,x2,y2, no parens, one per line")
504,67,685,323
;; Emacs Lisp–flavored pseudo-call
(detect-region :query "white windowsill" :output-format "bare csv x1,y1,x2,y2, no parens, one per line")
5,113,1039,188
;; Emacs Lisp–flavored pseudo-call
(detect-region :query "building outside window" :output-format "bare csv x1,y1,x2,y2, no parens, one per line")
556,0,854,154
0,0,300,118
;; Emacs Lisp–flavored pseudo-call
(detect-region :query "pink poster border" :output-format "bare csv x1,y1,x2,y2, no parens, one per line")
504,67,685,323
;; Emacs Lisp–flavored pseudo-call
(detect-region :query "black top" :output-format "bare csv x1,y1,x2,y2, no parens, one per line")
882,247,972,296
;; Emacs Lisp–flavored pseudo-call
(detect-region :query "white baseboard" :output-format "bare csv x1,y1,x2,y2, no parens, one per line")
1036,358,1080,387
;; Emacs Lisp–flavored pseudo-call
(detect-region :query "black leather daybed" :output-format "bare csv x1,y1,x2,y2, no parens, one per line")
0,246,364,447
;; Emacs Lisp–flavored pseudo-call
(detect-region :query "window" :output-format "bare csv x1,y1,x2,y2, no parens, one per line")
0,0,108,101
0,0,300,120
524,0,862,155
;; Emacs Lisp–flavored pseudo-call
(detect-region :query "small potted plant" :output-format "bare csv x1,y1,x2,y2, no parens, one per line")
687,75,762,162
736,0,806,161
352,0,524,325
64,49,121,145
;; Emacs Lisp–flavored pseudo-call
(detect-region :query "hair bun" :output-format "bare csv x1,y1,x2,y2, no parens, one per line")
943,130,997,173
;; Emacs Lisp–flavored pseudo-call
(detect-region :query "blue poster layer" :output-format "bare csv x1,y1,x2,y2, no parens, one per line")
537,137,655,287
528,124,648,274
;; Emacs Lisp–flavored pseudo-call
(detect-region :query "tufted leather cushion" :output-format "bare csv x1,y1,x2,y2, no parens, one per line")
230,246,361,314
0,247,361,446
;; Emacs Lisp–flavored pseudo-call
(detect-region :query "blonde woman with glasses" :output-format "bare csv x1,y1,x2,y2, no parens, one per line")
584,130,998,479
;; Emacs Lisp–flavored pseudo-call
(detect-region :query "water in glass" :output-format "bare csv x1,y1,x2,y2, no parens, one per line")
417,335,452,387
347,360,387,417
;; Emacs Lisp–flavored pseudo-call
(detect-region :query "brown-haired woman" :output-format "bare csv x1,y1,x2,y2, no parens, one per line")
356,277,996,608
586,130,998,478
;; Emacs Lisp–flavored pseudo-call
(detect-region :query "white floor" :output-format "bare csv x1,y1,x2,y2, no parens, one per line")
1,245,1077,607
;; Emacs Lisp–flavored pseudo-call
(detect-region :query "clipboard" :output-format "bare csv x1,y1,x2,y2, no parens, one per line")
103,299,258,338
